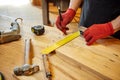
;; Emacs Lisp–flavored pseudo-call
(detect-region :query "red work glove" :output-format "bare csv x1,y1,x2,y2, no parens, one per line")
83,22,114,45
56,8,76,34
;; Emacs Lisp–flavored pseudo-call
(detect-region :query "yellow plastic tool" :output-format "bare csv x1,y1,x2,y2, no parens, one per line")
0,72,4,80
41,31,80,54
0,75,1,80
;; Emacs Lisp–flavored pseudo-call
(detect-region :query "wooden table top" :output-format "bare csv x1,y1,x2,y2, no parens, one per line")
1,23,120,80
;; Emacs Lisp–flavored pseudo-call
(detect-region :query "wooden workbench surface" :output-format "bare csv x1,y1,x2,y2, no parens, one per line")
35,26,120,80
56,35,120,80
0,25,103,80
1,24,120,80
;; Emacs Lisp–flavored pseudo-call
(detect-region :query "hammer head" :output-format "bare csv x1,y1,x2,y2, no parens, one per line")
13,66,23,76
13,64,40,76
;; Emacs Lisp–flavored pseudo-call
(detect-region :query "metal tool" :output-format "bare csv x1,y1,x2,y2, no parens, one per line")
41,31,82,80
42,54,52,80
58,6,63,21
0,18,22,44
14,39,39,76
31,25,45,35
0,72,5,80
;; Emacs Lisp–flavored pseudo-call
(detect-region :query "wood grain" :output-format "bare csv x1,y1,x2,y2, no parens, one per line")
0,1,120,80
56,37,120,80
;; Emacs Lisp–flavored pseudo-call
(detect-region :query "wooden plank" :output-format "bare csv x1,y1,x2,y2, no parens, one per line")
56,36,120,80
20,25,120,80
16,54,104,80
15,25,105,80
49,54,104,80
32,26,120,80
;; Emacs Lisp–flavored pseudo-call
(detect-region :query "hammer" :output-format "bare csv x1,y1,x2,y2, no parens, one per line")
13,39,39,76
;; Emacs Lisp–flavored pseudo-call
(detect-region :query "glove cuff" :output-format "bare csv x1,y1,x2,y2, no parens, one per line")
107,22,114,35
66,8,76,16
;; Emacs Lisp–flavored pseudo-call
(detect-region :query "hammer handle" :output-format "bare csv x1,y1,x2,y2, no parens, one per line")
24,39,32,65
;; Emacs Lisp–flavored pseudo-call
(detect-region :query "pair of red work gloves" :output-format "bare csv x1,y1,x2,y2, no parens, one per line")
56,8,114,45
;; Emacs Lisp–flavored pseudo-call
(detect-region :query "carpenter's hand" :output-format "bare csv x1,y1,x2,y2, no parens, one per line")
56,8,76,34
83,22,114,45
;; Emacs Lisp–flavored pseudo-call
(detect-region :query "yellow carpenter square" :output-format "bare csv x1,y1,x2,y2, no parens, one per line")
41,31,80,54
